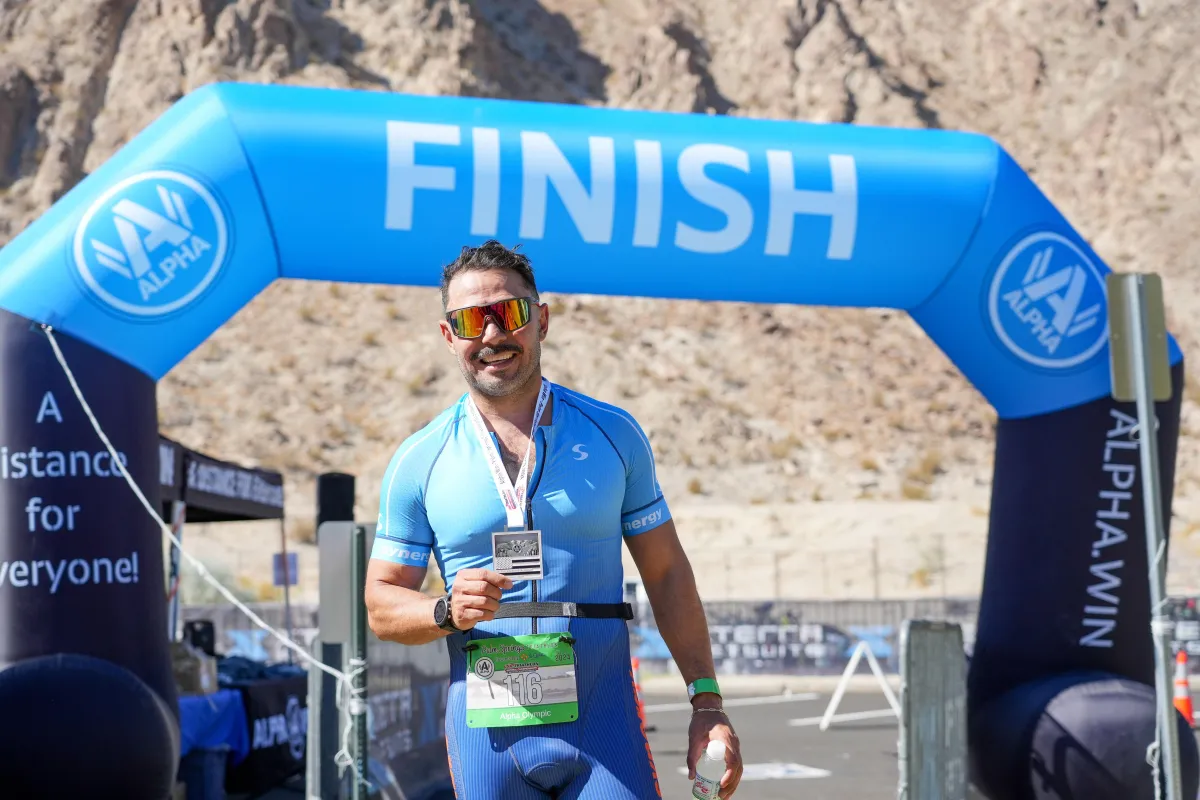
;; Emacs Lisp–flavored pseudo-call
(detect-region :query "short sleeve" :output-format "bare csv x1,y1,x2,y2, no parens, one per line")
371,438,435,568
614,410,672,536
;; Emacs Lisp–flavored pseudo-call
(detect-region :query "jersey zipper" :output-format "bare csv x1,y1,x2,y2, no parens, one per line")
527,426,546,636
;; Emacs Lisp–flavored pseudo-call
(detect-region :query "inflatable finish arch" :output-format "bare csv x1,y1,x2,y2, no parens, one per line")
0,82,1192,798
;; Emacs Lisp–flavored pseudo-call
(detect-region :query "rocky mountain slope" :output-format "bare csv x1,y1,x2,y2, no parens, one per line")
2,0,1199,602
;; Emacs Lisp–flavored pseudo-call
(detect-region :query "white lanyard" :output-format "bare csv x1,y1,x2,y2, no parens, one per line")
466,378,551,530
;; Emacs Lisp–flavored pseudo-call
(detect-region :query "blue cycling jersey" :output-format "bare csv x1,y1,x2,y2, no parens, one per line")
371,381,671,602
372,381,669,798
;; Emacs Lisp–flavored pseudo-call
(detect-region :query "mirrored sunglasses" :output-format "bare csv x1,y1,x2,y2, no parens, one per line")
446,297,535,339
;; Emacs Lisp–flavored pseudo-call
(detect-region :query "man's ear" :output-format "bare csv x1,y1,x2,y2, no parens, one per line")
438,319,455,351
538,302,550,341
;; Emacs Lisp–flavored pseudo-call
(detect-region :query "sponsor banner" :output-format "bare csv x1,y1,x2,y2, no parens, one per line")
181,446,284,523
0,308,176,714
367,663,451,798
159,434,285,523
225,676,308,795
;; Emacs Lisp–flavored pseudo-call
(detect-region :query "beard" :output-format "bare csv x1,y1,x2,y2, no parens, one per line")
460,340,541,398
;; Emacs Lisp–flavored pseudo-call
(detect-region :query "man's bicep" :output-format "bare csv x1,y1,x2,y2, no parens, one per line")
370,528,433,569
376,448,436,568
366,557,427,592
617,411,673,536
623,518,685,585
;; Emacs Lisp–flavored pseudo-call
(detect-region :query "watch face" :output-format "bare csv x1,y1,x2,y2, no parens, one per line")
435,597,448,625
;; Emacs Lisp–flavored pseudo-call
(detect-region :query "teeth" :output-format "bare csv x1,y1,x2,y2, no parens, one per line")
482,352,514,364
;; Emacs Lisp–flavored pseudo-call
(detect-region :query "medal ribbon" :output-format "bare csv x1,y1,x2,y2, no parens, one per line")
466,378,551,530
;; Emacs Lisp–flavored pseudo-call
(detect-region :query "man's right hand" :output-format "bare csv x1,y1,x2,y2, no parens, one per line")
449,568,514,629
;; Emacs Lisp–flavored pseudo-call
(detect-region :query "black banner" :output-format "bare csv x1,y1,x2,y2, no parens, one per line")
967,359,1199,799
367,659,452,799
0,309,176,706
225,675,308,795
970,360,1184,712
159,436,284,523
0,309,179,796
159,436,185,506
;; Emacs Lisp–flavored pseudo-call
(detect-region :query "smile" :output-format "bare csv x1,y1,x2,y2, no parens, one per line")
479,351,517,367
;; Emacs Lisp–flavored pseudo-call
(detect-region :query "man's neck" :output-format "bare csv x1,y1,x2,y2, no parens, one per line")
470,373,548,431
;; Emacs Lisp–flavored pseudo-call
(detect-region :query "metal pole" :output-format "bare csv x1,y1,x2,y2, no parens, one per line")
313,472,355,800
349,523,369,800
166,500,187,640
280,516,294,665
1125,275,1183,800
939,534,947,601
873,536,880,600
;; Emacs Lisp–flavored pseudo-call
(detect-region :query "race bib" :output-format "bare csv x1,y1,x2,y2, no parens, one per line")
465,633,578,728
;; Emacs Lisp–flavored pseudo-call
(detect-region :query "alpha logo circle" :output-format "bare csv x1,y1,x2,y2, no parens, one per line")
285,695,307,761
987,231,1109,369
72,169,229,317
475,657,495,680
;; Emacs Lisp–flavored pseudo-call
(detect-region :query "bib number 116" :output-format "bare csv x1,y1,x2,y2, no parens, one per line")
505,671,543,705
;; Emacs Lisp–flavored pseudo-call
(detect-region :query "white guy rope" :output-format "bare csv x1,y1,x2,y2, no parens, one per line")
40,324,370,791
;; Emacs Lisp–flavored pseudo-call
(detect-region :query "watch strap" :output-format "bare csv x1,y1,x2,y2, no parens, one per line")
687,678,721,699
436,595,458,631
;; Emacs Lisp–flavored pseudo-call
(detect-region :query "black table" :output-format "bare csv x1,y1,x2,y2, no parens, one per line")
223,675,308,796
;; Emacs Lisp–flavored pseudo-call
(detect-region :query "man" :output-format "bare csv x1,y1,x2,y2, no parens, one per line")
365,240,743,799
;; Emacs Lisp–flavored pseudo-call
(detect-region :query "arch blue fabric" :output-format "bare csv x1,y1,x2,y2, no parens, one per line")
372,382,668,798
0,81,1182,419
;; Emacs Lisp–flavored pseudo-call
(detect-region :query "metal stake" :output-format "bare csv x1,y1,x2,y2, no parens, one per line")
1109,272,1181,800
349,523,370,800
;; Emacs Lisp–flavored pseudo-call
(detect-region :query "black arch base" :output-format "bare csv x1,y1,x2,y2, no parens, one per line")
971,670,1199,800
0,309,179,797
0,653,180,799
969,359,1194,798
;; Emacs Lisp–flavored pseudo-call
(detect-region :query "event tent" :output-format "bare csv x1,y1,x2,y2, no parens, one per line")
157,435,284,523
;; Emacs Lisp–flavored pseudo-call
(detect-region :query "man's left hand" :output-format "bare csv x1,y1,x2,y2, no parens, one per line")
687,705,743,798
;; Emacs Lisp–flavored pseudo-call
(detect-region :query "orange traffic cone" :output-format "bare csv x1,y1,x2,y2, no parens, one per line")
1174,650,1194,728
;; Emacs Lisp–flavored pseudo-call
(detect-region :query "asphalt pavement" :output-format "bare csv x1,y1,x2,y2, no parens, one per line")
244,681,1200,799
643,689,900,800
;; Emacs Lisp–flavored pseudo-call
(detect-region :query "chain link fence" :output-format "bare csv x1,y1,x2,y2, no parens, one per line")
181,594,1200,682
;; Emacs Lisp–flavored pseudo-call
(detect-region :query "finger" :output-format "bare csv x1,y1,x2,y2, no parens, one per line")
479,570,515,590
686,741,703,781
457,607,492,622
457,580,504,600
460,594,500,611
454,568,486,583
719,768,740,799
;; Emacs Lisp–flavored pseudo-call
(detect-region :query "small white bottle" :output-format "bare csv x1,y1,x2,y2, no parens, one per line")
691,739,726,799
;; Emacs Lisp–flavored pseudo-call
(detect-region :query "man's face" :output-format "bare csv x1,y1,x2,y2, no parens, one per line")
439,268,549,399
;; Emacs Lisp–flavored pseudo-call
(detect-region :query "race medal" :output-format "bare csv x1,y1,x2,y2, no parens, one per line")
492,529,544,581
466,633,578,727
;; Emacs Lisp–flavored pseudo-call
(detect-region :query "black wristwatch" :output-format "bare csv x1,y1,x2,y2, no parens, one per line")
434,594,459,632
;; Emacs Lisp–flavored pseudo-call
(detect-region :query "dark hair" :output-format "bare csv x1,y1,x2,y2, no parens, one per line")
440,240,539,310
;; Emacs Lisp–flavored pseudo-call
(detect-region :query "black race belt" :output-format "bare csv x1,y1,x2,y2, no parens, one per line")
493,602,633,620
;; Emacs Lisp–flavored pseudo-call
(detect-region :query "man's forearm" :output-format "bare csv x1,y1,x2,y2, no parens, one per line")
642,560,720,705
365,582,448,646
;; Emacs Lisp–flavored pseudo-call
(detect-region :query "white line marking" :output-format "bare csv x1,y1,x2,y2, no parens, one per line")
644,692,819,713
788,708,897,727
676,763,832,781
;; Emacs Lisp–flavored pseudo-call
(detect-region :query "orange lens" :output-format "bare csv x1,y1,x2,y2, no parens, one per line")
448,298,531,338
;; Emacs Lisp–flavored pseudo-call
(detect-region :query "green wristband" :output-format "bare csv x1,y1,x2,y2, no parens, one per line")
687,678,721,699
